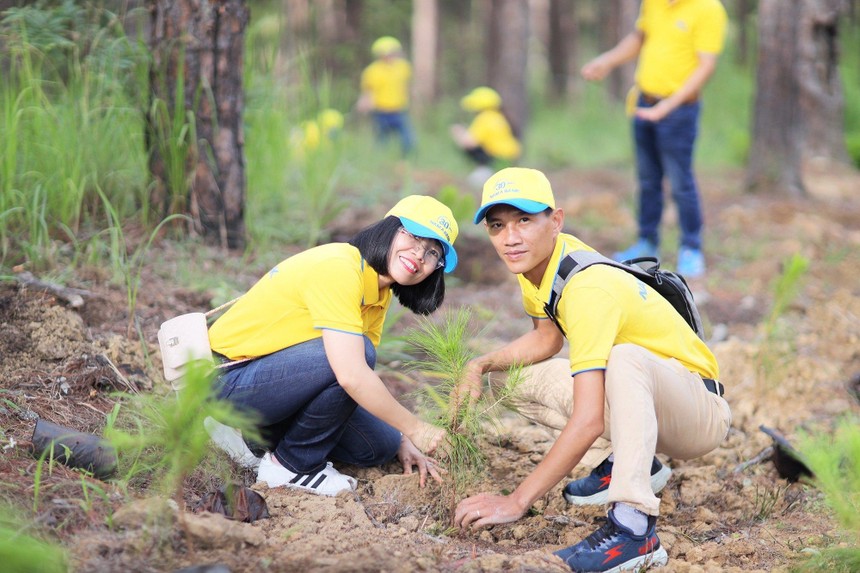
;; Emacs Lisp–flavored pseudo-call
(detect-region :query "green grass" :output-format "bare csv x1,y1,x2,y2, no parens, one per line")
794,417,860,572
2,0,857,288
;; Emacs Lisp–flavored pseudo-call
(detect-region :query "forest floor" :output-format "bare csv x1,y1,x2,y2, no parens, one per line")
1,163,860,573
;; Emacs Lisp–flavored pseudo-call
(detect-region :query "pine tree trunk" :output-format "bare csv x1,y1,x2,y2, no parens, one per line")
486,0,529,139
600,0,637,102
547,0,576,100
412,0,438,112
736,0,752,66
748,0,849,194
797,0,849,163
746,0,805,195
148,0,248,249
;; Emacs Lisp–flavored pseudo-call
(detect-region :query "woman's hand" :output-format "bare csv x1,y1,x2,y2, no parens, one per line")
454,492,527,529
407,420,446,455
397,434,444,487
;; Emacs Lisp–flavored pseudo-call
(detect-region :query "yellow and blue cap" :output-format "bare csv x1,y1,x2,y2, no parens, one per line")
386,195,459,273
461,87,502,112
372,36,402,57
473,167,555,224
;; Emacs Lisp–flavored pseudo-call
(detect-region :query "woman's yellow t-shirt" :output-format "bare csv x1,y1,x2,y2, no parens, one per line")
208,243,391,360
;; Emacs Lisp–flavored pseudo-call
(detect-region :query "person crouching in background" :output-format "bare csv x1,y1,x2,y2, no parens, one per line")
450,87,521,188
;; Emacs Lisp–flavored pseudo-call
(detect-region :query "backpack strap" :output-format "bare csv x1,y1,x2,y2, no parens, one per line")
544,251,616,337
543,250,704,340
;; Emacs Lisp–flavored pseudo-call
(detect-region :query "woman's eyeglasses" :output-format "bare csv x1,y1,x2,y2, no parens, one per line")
398,227,445,270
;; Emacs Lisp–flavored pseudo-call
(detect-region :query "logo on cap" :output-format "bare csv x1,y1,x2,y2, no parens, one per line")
430,215,452,242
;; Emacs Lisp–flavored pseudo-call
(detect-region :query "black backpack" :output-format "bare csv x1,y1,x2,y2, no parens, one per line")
543,250,705,340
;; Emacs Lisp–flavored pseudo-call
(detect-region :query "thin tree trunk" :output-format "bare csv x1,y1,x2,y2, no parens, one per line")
600,0,637,101
746,0,805,195
412,0,438,112
486,0,529,139
547,0,576,100
736,0,752,66
797,0,849,163
283,0,311,65
148,0,248,249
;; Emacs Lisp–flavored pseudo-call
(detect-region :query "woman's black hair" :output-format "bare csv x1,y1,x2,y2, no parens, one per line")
349,216,446,315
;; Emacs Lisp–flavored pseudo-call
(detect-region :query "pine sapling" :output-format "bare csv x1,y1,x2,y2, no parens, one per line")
406,306,524,525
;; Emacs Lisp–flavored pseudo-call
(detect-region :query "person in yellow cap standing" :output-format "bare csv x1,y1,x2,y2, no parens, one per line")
357,36,415,156
450,86,522,188
581,0,727,278
208,195,459,496
452,167,730,572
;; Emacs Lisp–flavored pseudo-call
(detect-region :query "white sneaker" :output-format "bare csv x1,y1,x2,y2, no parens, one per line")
256,453,357,496
203,416,261,470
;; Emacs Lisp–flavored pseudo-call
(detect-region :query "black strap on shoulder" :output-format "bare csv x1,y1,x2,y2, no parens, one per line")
544,251,609,337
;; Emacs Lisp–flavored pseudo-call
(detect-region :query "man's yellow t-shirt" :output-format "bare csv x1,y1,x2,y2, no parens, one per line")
519,234,718,379
209,243,391,360
635,0,728,98
361,58,411,112
468,109,521,161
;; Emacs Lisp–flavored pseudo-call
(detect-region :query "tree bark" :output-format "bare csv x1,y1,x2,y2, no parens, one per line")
600,0,638,102
282,0,311,69
735,0,752,66
486,0,529,139
547,0,576,100
412,0,438,112
748,0,850,195
746,0,805,195
148,0,248,249
797,0,849,163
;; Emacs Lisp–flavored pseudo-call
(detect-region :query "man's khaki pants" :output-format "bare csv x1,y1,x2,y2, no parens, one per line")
489,343,732,515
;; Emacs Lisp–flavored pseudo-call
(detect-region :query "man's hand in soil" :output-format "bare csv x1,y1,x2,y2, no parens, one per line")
454,492,526,529
397,434,444,487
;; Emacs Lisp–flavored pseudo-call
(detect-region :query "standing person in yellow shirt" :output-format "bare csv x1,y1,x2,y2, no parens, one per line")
581,0,728,278
450,87,522,188
208,195,458,496
357,36,415,156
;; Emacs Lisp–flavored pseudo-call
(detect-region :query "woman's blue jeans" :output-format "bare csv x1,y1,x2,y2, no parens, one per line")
215,337,401,474
633,97,703,250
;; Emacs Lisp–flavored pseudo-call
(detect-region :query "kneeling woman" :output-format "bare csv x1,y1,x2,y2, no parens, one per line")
208,195,457,496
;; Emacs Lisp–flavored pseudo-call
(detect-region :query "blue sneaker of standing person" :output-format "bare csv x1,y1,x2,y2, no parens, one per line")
554,506,668,573
563,456,672,506
677,247,706,278
612,239,659,263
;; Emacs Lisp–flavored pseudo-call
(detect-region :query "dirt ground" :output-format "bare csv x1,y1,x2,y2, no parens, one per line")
1,165,859,573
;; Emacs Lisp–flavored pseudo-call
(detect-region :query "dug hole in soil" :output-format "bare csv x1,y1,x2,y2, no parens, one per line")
1,166,859,572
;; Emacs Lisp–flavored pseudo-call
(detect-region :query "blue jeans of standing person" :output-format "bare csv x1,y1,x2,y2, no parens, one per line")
214,337,401,475
372,110,415,155
633,97,702,250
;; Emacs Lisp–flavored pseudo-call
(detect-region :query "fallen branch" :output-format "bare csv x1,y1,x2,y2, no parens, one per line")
354,491,385,528
733,445,774,474
95,354,140,395
15,271,91,308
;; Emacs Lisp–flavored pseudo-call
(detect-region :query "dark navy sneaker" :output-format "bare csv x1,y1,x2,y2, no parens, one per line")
563,456,672,506
554,508,668,572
